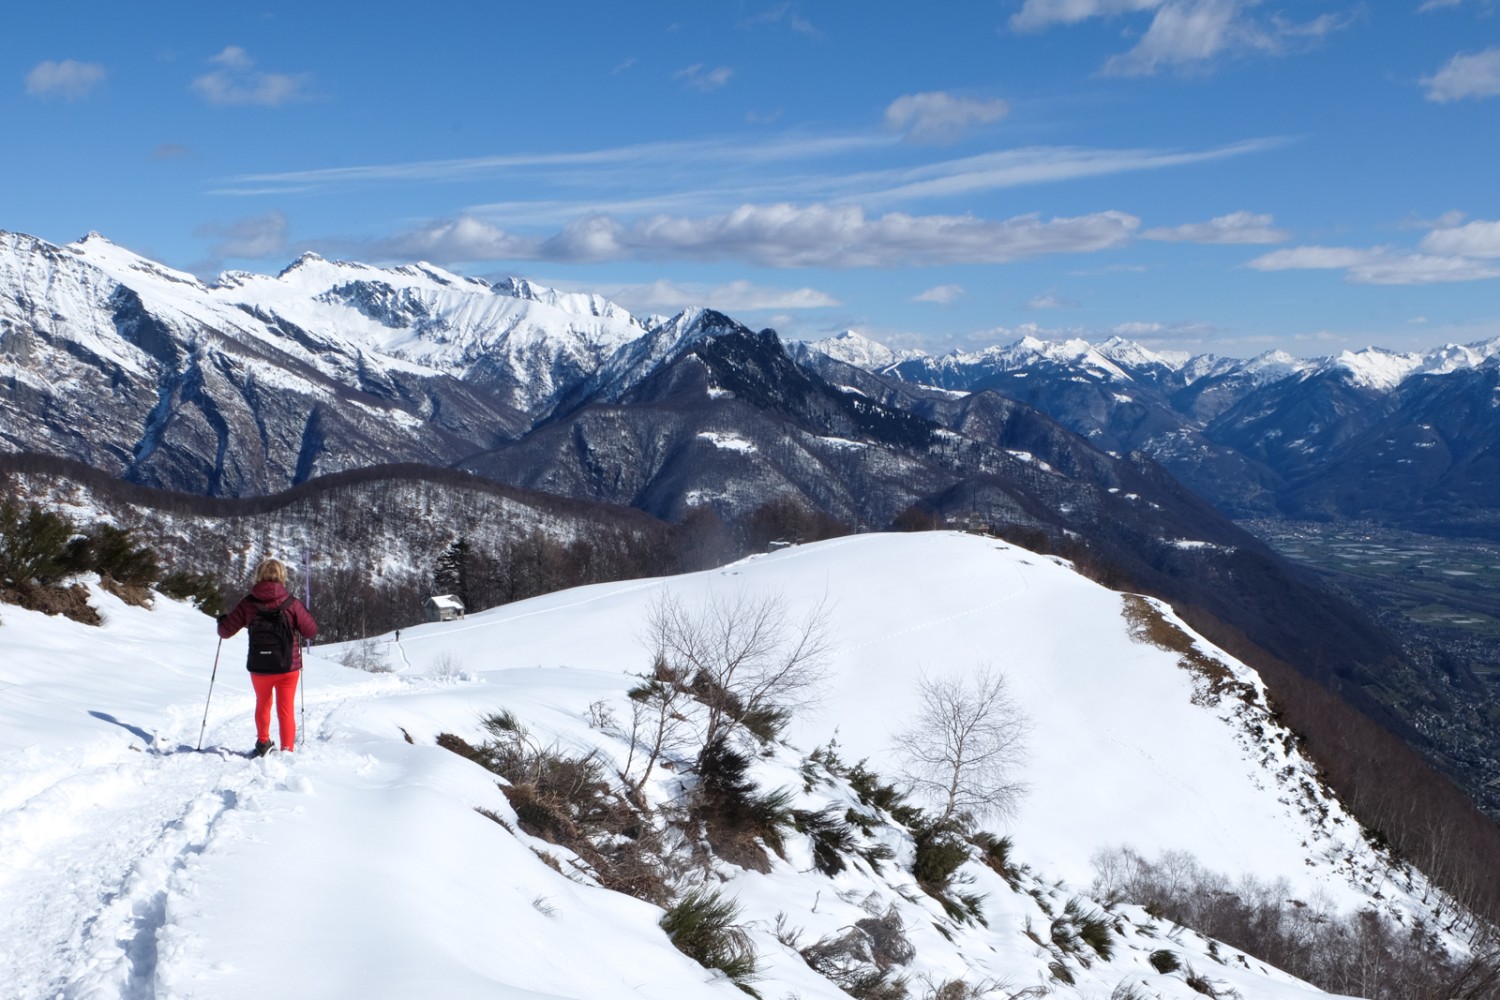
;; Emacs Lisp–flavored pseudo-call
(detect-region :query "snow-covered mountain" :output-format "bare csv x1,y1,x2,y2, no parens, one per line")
1,532,1480,999
801,329,1500,532
0,230,717,495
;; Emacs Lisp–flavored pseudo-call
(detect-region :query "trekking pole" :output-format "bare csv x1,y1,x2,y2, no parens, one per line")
301,549,311,744
197,637,223,751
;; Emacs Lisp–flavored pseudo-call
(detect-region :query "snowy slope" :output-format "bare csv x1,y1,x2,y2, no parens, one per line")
2,533,1462,999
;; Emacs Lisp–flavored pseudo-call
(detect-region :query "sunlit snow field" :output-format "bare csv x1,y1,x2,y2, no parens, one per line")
1,532,1433,998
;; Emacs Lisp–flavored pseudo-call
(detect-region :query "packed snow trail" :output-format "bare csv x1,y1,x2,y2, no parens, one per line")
0,676,396,1000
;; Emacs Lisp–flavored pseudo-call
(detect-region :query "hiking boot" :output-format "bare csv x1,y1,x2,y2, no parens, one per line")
252,740,274,758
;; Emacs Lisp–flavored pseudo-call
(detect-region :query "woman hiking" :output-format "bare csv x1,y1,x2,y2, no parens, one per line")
217,557,318,757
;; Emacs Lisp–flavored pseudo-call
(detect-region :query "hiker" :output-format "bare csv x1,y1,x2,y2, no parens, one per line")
217,557,318,757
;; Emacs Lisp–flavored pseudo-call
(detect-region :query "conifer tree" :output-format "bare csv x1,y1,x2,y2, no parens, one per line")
433,536,472,611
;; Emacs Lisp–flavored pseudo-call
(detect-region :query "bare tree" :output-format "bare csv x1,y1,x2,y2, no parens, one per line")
892,666,1030,825
645,589,831,757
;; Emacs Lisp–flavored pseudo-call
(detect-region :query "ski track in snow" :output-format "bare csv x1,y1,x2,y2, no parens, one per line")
0,680,394,1000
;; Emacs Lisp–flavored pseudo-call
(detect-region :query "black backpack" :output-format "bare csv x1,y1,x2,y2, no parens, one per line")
247,596,297,673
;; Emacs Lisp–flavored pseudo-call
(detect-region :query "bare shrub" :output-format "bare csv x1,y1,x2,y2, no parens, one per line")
340,638,392,672
892,666,1030,825
1092,846,1496,999
646,589,830,754
799,904,914,1000
429,651,463,681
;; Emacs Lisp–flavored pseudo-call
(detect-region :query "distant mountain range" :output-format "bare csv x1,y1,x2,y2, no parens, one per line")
802,329,1500,538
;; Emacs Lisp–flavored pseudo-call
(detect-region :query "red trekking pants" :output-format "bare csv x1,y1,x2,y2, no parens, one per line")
251,671,300,750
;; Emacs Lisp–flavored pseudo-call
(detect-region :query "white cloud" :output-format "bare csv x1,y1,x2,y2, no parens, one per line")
1142,210,1289,244
1011,0,1164,32
191,47,312,107
1105,0,1253,75
588,279,838,313
1422,47,1500,102
1247,245,1381,271
365,204,1140,269
549,204,1141,268
194,210,290,261
1025,292,1078,309
24,60,106,101
1420,218,1500,257
1013,0,1351,76
370,216,537,262
674,64,734,92
914,284,966,305
1248,243,1500,284
884,92,1010,144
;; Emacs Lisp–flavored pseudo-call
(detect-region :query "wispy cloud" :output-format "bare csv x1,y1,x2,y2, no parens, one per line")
191,47,312,107
568,278,839,314
1024,291,1078,309
1248,227,1500,285
1422,47,1500,101
24,59,106,101
1011,0,1164,32
211,131,1281,233
853,138,1287,204
1012,0,1352,76
674,64,734,92
362,204,1140,269
1142,210,1289,244
884,92,1010,144
742,4,822,37
914,284,966,305
194,209,290,264
152,143,193,161
213,132,892,195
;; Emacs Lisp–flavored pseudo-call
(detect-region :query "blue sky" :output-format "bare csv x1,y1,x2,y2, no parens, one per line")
5,1,1499,357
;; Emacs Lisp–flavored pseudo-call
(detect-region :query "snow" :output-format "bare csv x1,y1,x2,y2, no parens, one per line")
0,534,1460,999
1323,347,1423,391
696,431,756,453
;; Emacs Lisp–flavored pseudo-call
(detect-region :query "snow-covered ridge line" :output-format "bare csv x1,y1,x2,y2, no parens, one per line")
803,327,1500,393
0,532,1479,999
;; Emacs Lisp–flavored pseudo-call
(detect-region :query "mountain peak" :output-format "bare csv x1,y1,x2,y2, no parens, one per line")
1324,346,1422,390
804,329,911,369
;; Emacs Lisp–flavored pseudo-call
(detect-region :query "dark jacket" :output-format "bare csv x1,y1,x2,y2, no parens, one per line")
218,581,318,672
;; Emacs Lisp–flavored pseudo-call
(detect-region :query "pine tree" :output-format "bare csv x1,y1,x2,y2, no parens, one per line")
433,537,472,612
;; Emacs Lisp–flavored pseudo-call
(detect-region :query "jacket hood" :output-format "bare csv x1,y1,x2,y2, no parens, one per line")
250,580,291,603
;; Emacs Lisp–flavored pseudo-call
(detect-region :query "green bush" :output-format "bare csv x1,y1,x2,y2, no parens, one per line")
793,806,857,876
0,501,74,587
1149,949,1181,974
910,818,970,894
694,733,794,869
78,524,159,587
157,570,224,616
661,888,759,988
970,831,1022,889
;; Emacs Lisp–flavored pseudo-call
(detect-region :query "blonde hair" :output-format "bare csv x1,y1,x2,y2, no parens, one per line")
254,558,288,584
